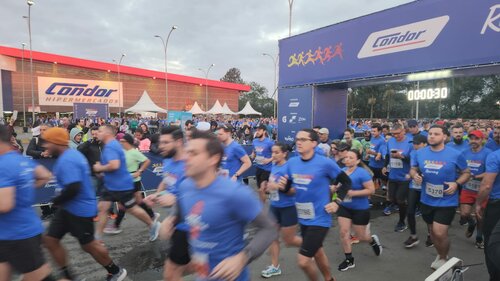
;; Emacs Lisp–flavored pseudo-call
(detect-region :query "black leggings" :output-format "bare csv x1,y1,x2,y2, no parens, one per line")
389,181,409,224
407,189,421,235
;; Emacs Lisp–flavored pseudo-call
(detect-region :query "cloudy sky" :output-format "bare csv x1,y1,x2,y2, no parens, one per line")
1,0,412,94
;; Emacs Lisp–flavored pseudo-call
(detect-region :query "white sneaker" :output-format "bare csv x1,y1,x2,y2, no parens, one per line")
104,226,123,235
430,256,448,270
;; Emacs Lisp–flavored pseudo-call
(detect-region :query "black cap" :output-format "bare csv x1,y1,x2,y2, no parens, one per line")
337,142,351,151
257,124,267,131
407,120,418,127
410,134,427,145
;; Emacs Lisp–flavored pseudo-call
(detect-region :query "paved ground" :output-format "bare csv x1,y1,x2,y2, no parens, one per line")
22,200,487,281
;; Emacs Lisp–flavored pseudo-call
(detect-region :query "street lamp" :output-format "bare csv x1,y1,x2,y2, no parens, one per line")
113,53,126,117
288,0,295,37
262,53,278,118
154,25,178,112
21,43,27,128
24,0,35,125
198,64,215,110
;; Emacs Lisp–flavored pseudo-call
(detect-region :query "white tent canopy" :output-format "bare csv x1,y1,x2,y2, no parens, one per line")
237,101,262,116
125,90,166,113
206,100,224,114
188,101,206,115
221,103,237,115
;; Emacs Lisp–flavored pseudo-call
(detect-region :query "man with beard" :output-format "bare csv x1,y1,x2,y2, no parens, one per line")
144,126,190,281
410,125,470,270
78,126,105,196
251,124,274,202
486,126,500,151
41,127,127,281
460,130,491,249
446,125,469,152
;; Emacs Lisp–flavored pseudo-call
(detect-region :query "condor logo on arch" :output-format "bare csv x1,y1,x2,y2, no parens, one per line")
357,16,449,59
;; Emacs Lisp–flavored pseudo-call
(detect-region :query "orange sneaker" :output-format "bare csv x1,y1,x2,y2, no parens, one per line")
350,235,360,244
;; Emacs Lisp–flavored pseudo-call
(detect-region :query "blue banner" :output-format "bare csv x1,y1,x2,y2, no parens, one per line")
279,0,500,87
167,111,193,125
73,103,109,119
277,87,313,144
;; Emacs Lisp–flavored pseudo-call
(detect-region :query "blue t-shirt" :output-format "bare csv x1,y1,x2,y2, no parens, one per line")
446,140,469,152
269,162,295,208
178,177,262,281
221,141,247,178
0,152,43,240
101,140,134,191
253,137,274,171
341,167,372,210
287,153,342,227
462,147,492,192
368,135,386,169
162,158,189,232
413,146,468,207
409,150,422,190
485,139,500,151
53,149,97,217
486,150,500,199
387,137,412,181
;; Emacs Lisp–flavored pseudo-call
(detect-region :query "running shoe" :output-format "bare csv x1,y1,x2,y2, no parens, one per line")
338,258,355,272
383,205,392,216
465,222,476,238
475,240,485,249
394,222,408,232
404,236,420,248
149,221,160,241
370,235,382,256
108,213,118,220
459,217,468,226
415,208,422,217
104,226,123,235
431,256,448,270
350,235,360,244
106,268,127,281
261,265,282,278
425,235,434,247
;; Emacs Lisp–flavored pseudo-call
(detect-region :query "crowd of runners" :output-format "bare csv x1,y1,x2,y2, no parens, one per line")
0,117,499,281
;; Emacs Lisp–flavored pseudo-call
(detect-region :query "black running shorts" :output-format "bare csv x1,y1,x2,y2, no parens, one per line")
255,168,271,189
168,229,191,265
101,190,137,209
46,209,95,245
299,225,329,258
0,234,46,273
420,203,456,226
337,205,371,225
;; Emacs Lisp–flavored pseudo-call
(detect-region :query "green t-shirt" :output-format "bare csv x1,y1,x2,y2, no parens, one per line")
125,148,148,182
341,139,364,153
130,120,138,129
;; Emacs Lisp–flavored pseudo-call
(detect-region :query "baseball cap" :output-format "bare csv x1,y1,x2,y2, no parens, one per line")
407,120,418,127
436,120,445,126
468,130,484,139
196,121,211,131
318,128,329,135
257,124,267,131
410,134,428,145
42,127,69,146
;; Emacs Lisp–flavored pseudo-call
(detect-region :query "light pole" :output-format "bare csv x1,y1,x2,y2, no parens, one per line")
25,0,35,125
288,0,295,36
113,53,126,117
154,25,178,112
198,64,215,110
21,43,27,128
262,53,278,118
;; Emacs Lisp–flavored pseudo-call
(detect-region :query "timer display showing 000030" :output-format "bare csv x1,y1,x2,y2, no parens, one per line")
407,87,448,101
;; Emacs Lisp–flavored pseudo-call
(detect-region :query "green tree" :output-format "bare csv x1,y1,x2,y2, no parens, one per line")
220,67,245,84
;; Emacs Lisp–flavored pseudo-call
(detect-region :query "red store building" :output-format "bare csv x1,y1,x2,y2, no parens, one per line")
0,45,249,119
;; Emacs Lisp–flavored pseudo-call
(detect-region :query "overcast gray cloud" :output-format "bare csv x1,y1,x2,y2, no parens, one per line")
1,0,412,94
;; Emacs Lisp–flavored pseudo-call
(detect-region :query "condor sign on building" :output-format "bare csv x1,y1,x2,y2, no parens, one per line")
0,46,249,117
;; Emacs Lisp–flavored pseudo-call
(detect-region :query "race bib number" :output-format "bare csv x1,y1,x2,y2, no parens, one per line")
255,156,265,165
426,183,444,198
465,179,480,192
390,158,403,169
296,202,315,220
269,190,280,201
163,175,177,187
192,252,210,279
218,169,230,178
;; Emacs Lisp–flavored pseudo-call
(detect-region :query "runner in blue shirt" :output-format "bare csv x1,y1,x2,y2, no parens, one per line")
485,126,500,151
335,149,382,272
261,143,302,278
143,126,191,281
366,124,387,190
404,134,432,249
251,124,274,202
446,125,469,152
41,127,127,281
284,129,352,281
460,130,491,249
383,123,412,232
0,125,56,281
410,125,470,270
93,124,160,243
476,149,500,280
167,130,276,281
217,124,251,181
